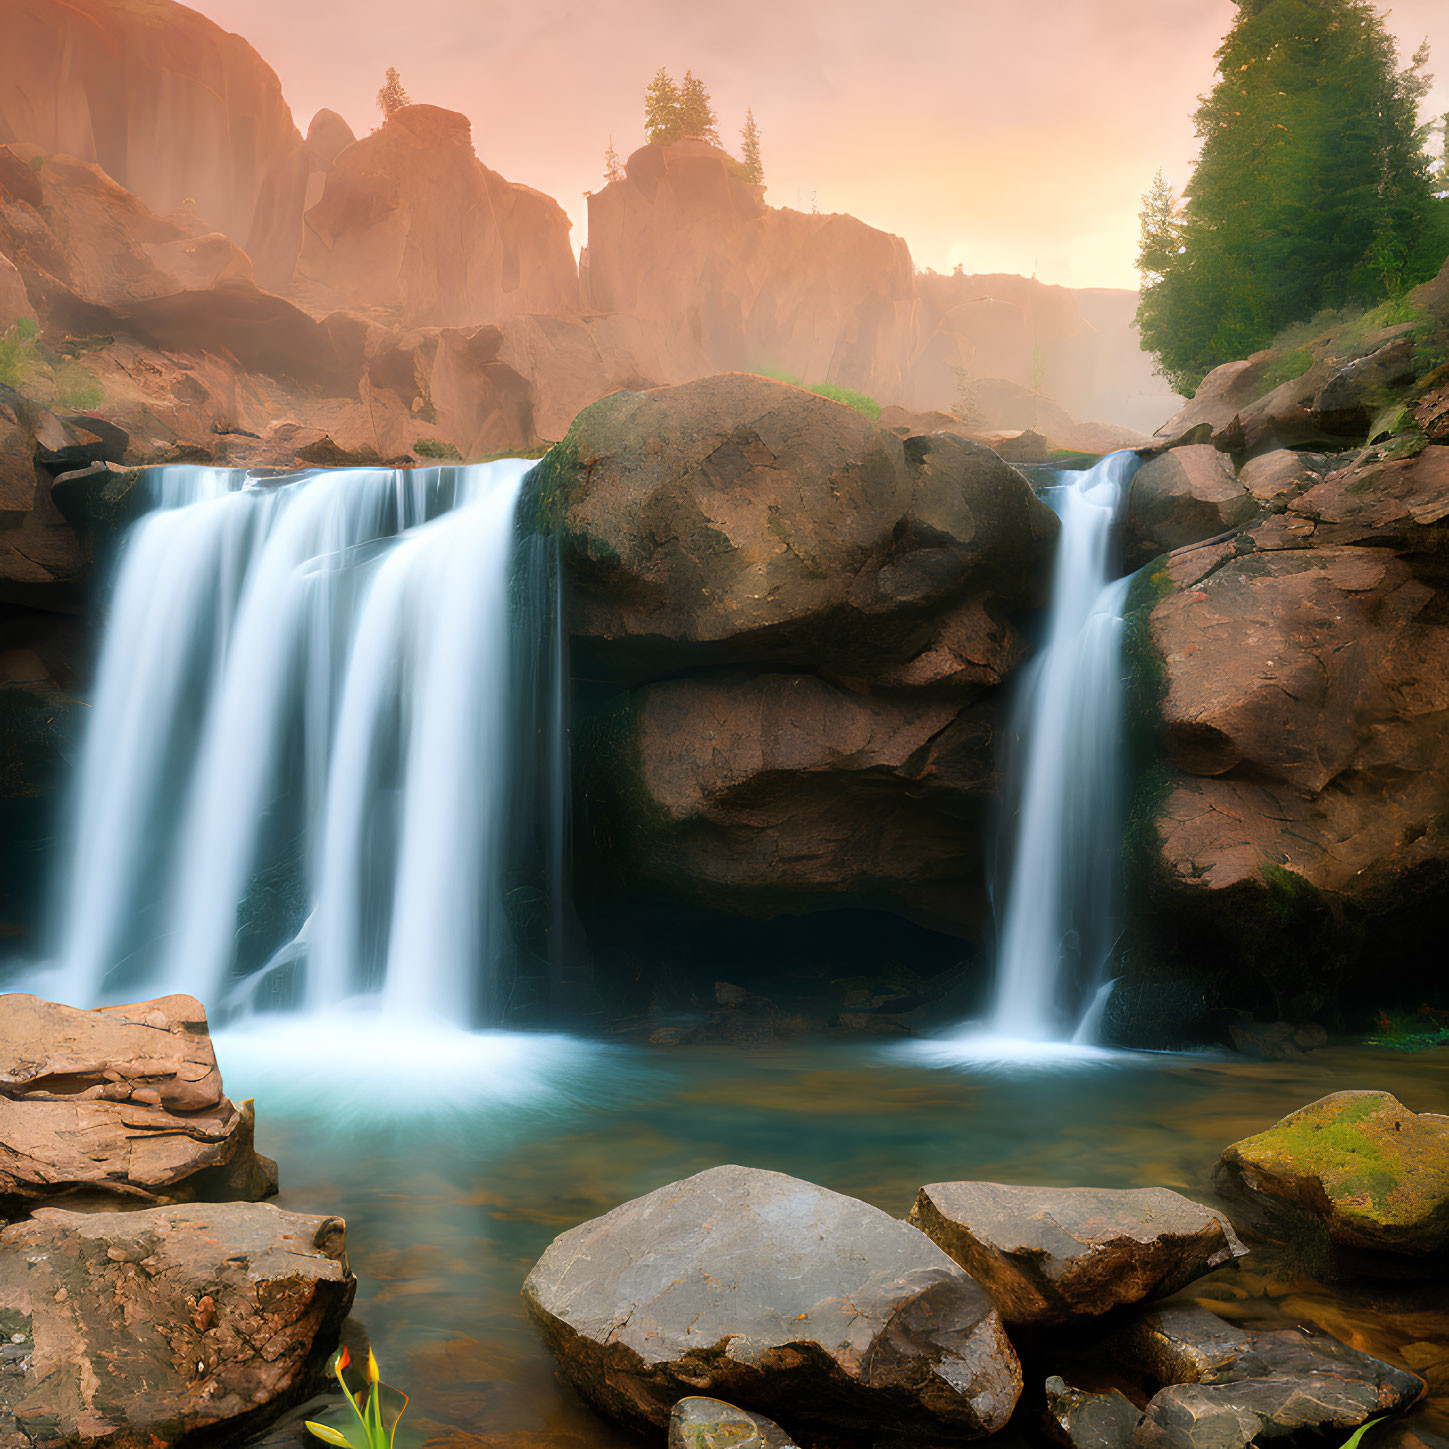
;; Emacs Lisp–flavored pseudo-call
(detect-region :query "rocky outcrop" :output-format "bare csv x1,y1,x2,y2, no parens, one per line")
0,0,308,285
669,1398,799,1449
540,373,1056,937
1126,445,1256,563
0,993,278,1217
908,1183,1246,1328
584,140,917,399
1127,441,1449,1020
1215,1091,1449,1265
295,105,578,327
0,1201,355,1448
522,1164,1022,1445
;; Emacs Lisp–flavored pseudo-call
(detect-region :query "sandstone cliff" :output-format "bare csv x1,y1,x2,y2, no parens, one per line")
0,0,308,285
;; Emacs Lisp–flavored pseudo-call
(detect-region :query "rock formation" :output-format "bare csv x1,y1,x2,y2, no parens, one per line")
523,1164,1023,1444
1215,1091,1449,1264
0,0,308,284
294,105,578,326
584,139,917,399
534,373,1057,942
908,1183,1246,1328
0,993,278,1217
0,1201,355,1448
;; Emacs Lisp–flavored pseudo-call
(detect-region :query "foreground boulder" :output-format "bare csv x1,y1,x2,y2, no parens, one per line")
909,1183,1246,1328
1214,1091,1449,1264
0,1201,355,1449
1118,1305,1422,1449
0,993,277,1217
669,1398,799,1449
522,1164,1022,1444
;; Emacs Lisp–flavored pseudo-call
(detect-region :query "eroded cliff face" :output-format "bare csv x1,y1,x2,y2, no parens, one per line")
294,105,580,326
0,0,308,285
583,139,919,399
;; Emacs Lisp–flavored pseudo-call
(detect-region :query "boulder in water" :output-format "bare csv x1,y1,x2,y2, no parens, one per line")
0,992,278,1218
0,1201,354,1448
669,1397,799,1449
522,1163,1023,1444
908,1182,1246,1328
1214,1090,1449,1263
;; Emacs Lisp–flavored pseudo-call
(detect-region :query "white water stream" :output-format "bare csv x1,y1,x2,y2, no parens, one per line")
44,460,541,1022
989,451,1139,1044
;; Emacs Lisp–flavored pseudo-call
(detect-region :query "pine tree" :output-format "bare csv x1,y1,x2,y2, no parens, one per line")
740,108,764,186
643,68,682,146
603,136,624,184
376,66,410,121
1136,170,1182,286
677,71,719,144
1137,0,1447,393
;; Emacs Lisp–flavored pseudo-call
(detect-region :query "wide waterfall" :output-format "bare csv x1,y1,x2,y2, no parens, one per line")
43,460,562,1024
990,451,1140,1044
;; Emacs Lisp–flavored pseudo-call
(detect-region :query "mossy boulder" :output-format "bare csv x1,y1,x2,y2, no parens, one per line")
1215,1091,1449,1263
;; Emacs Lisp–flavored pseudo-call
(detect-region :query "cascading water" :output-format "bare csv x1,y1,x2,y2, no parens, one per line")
989,450,1140,1045
41,459,561,1024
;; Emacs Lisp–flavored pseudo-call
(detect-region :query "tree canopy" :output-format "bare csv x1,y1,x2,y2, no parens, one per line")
1137,0,1448,393
642,68,720,146
740,108,764,186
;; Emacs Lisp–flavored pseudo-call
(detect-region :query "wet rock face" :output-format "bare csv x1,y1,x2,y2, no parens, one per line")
909,1183,1246,1328
669,1397,799,1449
1048,1305,1424,1449
522,1164,1023,1445
0,994,278,1218
1123,1307,1424,1449
1215,1091,1449,1263
0,1201,355,1449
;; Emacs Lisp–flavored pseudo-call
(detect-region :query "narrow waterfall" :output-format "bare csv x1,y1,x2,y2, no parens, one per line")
990,451,1140,1043
44,460,559,1024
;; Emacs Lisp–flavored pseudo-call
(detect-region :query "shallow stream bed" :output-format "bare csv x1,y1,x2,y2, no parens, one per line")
223,1031,1449,1448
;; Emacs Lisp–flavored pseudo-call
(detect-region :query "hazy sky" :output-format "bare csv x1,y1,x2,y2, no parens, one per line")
191,0,1449,290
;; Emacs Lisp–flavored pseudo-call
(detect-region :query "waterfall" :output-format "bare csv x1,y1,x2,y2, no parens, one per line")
43,460,558,1024
990,451,1139,1043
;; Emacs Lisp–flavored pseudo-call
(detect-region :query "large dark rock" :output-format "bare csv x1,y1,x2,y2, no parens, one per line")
522,1164,1022,1445
1214,1091,1449,1265
1121,1306,1424,1449
0,1201,355,1449
908,1183,1246,1328
531,373,1058,682
0,993,278,1218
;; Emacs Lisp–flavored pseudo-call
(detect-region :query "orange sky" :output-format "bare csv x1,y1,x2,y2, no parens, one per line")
190,0,1449,291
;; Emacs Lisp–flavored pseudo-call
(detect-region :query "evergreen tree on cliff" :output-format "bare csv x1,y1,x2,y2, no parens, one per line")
604,136,624,184
741,108,764,186
1137,0,1446,393
678,71,719,143
644,68,683,145
376,66,410,120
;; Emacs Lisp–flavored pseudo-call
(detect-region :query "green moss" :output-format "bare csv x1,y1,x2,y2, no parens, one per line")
1247,1098,1399,1211
807,382,881,420
522,435,582,538
412,437,461,460
0,318,39,390
1252,346,1314,399
1258,862,1323,928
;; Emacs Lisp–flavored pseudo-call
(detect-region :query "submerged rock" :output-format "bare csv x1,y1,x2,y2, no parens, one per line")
1043,1376,1141,1449
908,1182,1246,1328
669,1397,799,1449
1215,1090,1449,1264
1123,1307,1423,1449
0,993,278,1218
0,1201,355,1449
522,1163,1022,1444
